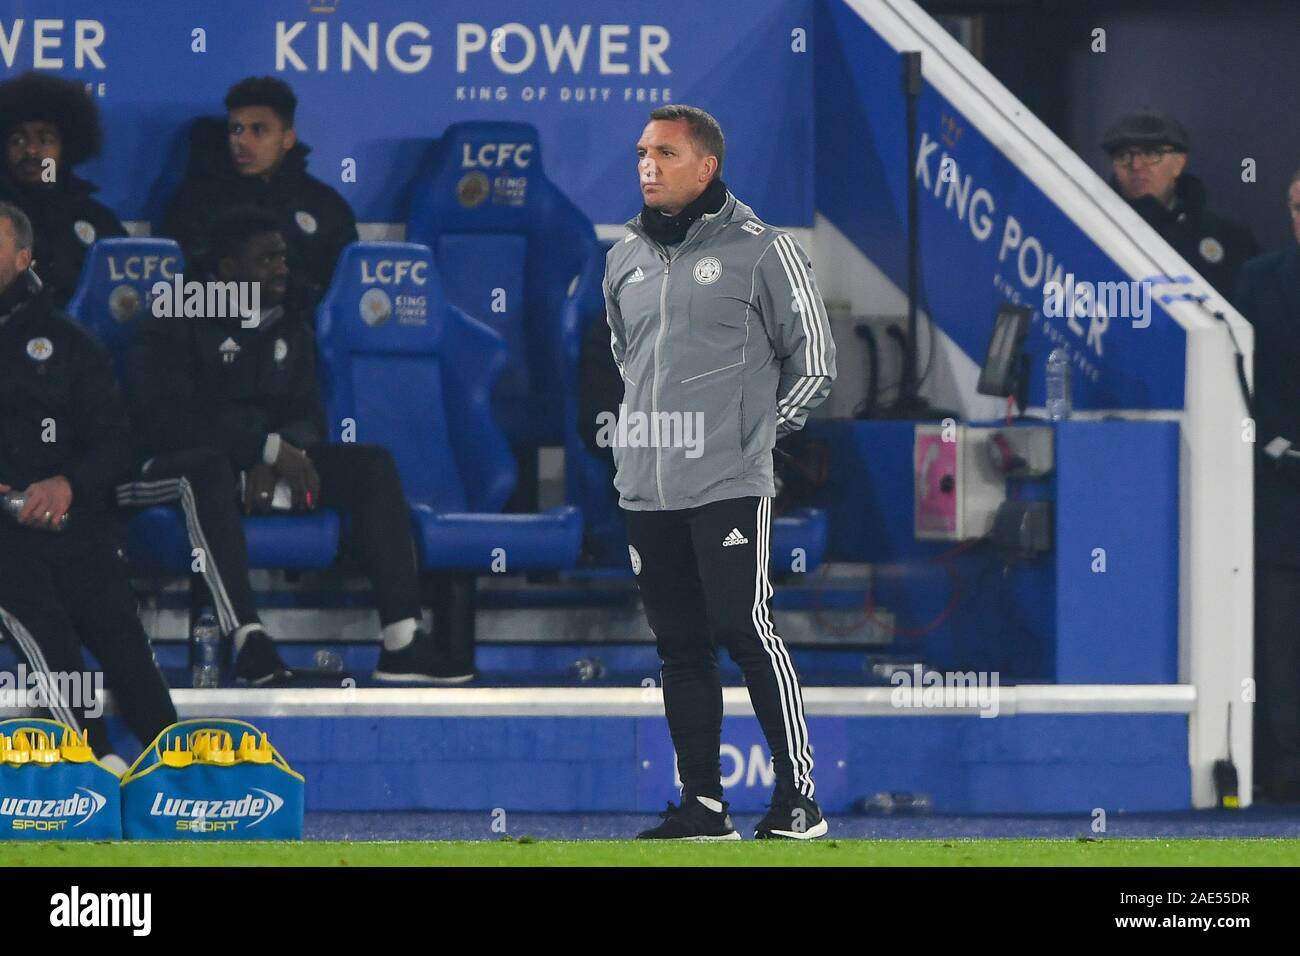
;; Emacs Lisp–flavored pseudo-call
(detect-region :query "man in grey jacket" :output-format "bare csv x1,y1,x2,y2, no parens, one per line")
604,106,836,840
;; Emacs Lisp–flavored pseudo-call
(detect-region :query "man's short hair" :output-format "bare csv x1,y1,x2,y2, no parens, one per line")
0,71,104,166
224,76,297,128
210,208,283,263
649,105,725,180
0,201,34,251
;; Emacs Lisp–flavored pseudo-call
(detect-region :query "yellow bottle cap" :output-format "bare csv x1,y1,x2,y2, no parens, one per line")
161,737,193,768
60,727,94,763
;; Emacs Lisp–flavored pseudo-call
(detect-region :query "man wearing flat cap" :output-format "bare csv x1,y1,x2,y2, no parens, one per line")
1103,112,1258,297
0,72,127,307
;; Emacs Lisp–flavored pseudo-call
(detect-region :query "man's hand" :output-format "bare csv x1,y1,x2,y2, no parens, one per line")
271,441,321,510
243,464,278,515
17,476,73,528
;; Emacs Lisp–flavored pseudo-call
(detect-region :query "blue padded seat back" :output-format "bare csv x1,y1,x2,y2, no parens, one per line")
406,121,599,446
561,241,626,561
65,238,185,377
435,233,529,409
351,354,465,510
316,242,515,513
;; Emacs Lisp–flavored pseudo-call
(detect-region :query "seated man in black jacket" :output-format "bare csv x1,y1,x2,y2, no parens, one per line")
0,72,128,307
1102,112,1258,298
120,209,467,685
162,76,356,309
0,202,175,768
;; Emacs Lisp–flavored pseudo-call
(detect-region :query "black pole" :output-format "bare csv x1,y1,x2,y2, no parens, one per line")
1016,351,1030,418
901,50,922,409
873,53,955,422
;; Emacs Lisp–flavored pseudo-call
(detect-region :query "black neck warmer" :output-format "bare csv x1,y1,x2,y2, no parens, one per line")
640,178,728,246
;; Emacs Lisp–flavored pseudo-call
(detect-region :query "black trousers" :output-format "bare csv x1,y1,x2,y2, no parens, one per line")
0,517,177,757
116,444,421,634
1255,564,1300,795
625,495,815,801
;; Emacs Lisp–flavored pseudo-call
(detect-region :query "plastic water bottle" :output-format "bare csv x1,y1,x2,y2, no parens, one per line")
855,791,934,815
3,491,69,531
1045,348,1071,421
313,649,344,672
570,657,607,682
192,610,221,689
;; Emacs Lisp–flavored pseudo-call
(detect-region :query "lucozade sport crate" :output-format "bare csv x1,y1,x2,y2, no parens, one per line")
0,718,122,840
121,719,304,840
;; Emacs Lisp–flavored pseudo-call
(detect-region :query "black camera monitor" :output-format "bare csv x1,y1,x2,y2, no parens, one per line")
976,304,1031,398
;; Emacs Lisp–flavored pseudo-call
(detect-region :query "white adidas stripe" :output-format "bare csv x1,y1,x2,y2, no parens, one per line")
764,498,815,797
772,234,829,376
769,233,831,434
776,374,829,426
748,497,815,799
0,605,82,731
763,496,815,795
753,496,813,797
115,476,241,635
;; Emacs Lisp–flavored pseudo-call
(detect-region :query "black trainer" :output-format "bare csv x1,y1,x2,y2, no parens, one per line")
637,798,741,841
374,630,475,685
754,789,828,840
234,630,293,687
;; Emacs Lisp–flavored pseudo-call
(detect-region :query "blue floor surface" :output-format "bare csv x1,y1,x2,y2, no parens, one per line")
305,807,1300,841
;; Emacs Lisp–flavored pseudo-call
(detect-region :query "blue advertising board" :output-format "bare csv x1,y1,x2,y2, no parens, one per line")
1,1,813,226
815,2,1186,410
636,716,849,813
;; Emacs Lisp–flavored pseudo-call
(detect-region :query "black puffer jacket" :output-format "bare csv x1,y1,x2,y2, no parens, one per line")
160,117,357,308
0,274,136,516
0,168,127,307
1124,173,1259,298
125,303,326,471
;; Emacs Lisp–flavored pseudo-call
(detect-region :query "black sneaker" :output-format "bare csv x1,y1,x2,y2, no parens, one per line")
754,789,828,840
234,631,293,687
374,630,475,685
637,798,741,841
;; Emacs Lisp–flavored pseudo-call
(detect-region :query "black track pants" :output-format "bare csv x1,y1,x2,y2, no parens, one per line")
117,444,421,632
0,519,177,757
625,496,815,801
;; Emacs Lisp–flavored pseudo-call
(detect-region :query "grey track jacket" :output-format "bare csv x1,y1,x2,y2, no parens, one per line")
603,191,836,511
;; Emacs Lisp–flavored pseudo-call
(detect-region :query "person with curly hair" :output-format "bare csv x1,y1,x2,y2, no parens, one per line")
0,72,127,306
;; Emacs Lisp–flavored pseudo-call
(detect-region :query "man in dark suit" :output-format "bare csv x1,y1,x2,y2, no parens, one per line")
1235,167,1300,803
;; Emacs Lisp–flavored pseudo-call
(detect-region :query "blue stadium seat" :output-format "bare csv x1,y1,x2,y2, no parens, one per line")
560,241,627,565
316,242,582,572
406,122,600,449
123,507,341,573
558,243,831,574
65,237,184,378
772,508,828,574
66,238,341,574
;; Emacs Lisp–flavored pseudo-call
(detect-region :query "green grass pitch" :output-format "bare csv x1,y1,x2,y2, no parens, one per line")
4,838,1300,866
